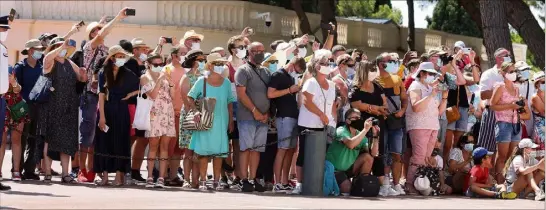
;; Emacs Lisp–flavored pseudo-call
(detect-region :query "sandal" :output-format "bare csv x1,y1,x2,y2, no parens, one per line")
182,180,192,189
43,175,52,183
155,177,165,188
94,179,110,186
145,177,155,188
199,181,208,191
61,175,77,184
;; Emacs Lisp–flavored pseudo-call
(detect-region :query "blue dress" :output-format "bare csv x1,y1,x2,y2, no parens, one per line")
188,77,235,157
93,67,139,173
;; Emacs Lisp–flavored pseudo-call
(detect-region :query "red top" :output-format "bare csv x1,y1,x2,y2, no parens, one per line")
227,63,236,83
469,165,489,185
404,76,415,90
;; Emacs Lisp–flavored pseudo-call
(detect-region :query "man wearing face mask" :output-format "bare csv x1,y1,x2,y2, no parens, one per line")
514,61,535,139
267,57,305,192
477,48,514,164
131,38,151,67
234,42,271,192
375,52,409,194
332,54,354,125
181,30,204,51
11,39,45,181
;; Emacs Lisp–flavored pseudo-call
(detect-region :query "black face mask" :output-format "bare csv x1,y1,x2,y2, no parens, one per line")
431,148,440,157
348,119,364,131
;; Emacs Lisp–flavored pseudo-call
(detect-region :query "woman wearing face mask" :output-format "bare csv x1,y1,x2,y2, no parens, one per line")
262,54,279,73
503,138,545,201
447,133,475,194
186,53,235,190
94,45,139,186
178,49,206,188
332,54,354,126
531,72,545,151
490,62,531,183
39,27,88,183
404,62,448,194
140,53,176,188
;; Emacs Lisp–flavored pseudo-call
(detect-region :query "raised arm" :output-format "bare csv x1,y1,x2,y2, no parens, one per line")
90,7,129,49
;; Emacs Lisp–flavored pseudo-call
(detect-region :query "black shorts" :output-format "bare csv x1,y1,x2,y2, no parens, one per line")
334,165,355,186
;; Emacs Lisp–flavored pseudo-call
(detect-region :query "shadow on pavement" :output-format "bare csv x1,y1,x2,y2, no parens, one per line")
3,190,70,197
0,206,23,210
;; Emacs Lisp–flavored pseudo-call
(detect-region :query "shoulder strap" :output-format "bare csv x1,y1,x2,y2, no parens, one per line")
87,47,100,70
203,77,207,98
250,65,268,89
373,82,398,111
526,81,530,99
456,85,460,107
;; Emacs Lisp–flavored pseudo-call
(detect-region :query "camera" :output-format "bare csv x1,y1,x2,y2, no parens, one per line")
515,99,526,113
371,118,379,126
440,54,453,65
251,12,271,27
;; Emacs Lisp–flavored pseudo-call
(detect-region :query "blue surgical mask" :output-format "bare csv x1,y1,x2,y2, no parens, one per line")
347,67,355,77
198,61,205,70
213,65,224,74
520,70,531,80
58,49,67,58
436,58,443,67
115,58,127,67
540,84,545,91
464,143,474,152
503,56,512,63
268,63,278,72
468,84,479,93
32,51,43,60
385,63,398,74
139,54,147,62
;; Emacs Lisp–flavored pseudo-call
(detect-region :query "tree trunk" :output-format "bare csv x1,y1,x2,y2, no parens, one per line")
291,0,313,35
407,0,415,51
319,0,337,45
457,0,483,31
505,0,545,68
479,0,514,67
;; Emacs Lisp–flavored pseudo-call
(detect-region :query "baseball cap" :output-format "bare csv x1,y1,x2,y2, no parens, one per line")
454,41,465,49
518,138,539,149
472,147,493,159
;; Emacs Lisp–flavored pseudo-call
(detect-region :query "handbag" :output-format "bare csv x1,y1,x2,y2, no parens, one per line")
446,86,461,124
29,75,53,103
7,99,29,121
385,94,404,130
182,78,216,131
350,173,380,197
132,85,154,131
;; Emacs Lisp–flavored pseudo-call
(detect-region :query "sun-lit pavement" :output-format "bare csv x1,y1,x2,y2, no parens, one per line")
0,151,544,209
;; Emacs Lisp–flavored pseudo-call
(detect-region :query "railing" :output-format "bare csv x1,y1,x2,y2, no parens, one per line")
2,0,527,67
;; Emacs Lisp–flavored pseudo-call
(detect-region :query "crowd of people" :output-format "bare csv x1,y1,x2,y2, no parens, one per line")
0,8,544,201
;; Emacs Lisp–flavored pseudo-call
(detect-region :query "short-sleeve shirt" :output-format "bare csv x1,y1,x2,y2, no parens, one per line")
83,43,109,94
469,165,489,185
405,81,440,131
435,155,444,170
234,63,270,121
505,155,538,183
479,67,504,104
325,125,368,172
449,148,472,171
298,77,336,128
348,82,385,123
268,68,298,119
13,59,43,102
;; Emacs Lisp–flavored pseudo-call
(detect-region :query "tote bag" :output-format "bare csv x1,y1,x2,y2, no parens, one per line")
132,85,154,131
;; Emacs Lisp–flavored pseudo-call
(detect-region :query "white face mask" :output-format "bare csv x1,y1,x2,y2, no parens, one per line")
529,150,537,159
520,70,531,80
115,58,127,67
151,66,163,73
464,143,474,152
191,42,200,50
540,84,545,91
213,65,224,74
0,31,8,42
58,49,67,58
297,47,307,58
505,72,517,82
179,56,186,64
503,56,512,63
318,65,332,75
424,75,435,84
368,71,379,81
139,53,147,62
236,49,247,59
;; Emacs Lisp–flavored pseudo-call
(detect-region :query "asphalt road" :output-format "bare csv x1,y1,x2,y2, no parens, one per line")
0,151,544,209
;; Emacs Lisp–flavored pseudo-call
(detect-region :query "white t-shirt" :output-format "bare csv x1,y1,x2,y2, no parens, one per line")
0,44,8,94
435,155,444,170
505,155,538,183
298,77,336,128
448,148,472,172
478,66,504,104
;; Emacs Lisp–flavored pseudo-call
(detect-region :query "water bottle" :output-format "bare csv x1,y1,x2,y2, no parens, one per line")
125,173,132,185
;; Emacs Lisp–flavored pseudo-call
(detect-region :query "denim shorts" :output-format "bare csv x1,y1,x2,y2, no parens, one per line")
238,120,268,152
447,107,469,132
383,128,404,166
79,94,98,147
466,185,499,198
275,117,298,149
495,121,522,143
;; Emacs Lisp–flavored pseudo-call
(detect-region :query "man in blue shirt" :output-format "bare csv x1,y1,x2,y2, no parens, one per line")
12,39,44,181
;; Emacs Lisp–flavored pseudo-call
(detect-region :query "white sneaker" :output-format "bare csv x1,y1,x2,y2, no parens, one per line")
379,185,389,196
290,184,302,195
394,184,406,195
535,191,545,201
388,186,400,196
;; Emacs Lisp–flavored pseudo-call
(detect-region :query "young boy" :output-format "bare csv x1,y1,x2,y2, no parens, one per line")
466,147,517,199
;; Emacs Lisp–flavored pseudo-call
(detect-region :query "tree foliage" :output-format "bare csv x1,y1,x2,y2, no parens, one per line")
336,0,403,24
511,32,541,72
425,0,482,38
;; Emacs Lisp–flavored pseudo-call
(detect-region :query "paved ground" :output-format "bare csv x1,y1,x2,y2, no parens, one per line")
0,151,544,209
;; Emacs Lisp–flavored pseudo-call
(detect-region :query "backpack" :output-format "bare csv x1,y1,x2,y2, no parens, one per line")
350,173,380,197
323,160,340,196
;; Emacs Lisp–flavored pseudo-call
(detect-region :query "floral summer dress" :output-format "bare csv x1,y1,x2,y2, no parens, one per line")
534,112,545,150
143,77,176,138
3,86,30,131
179,73,201,148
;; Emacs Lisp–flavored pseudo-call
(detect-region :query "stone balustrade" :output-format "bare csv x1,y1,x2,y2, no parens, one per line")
0,0,527,69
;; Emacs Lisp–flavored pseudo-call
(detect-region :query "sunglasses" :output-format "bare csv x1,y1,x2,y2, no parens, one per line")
347,64,355,68
348,117,361,121
212,62,225,67
234,45,246,50
424,71,437,76
150,63,163,67
297,45,306,48
196,59,206,62
269,60,279,64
